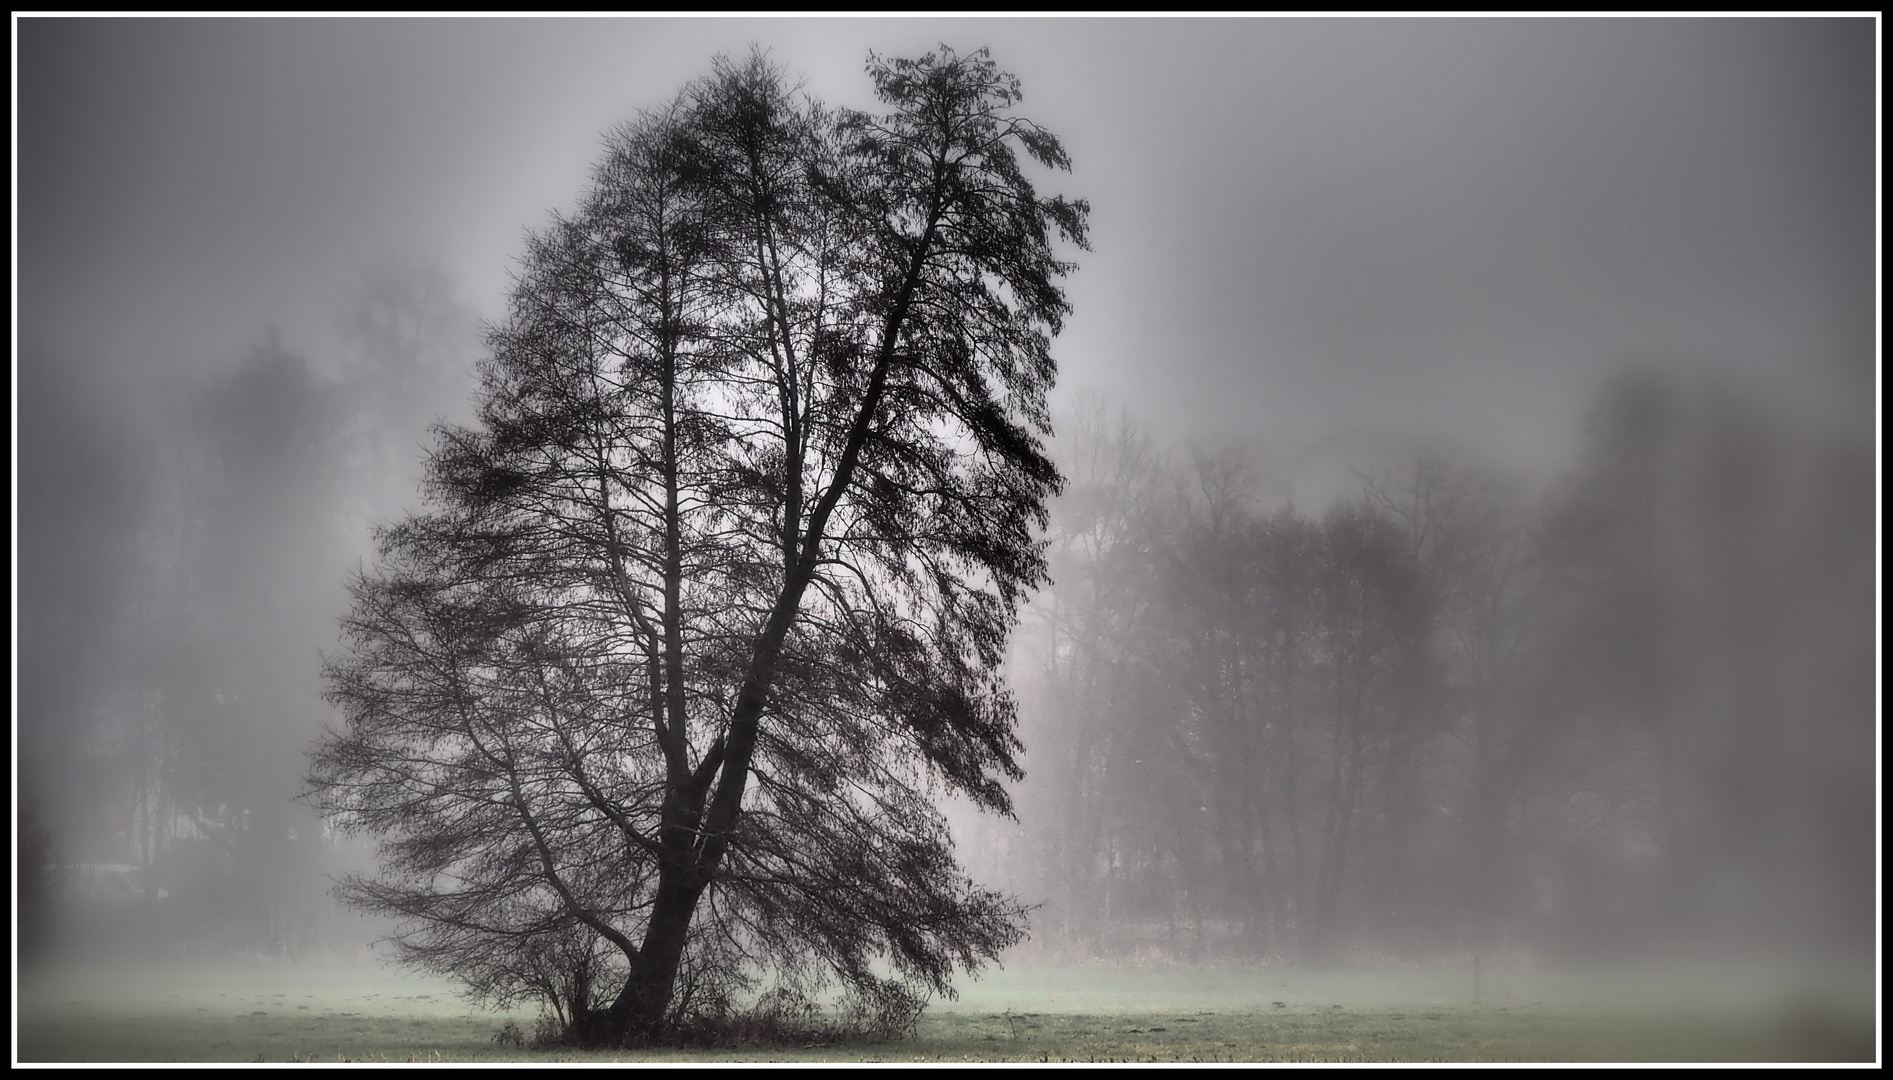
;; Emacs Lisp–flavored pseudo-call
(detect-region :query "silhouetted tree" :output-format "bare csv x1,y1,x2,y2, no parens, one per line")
309,45,1087,1046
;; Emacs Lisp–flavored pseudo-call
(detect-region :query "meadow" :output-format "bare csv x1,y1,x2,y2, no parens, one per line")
14,954,1876,1064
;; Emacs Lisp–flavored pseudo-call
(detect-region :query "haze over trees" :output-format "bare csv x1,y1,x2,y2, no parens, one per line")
15,22,1871,1062
969,375,1872,967
16,262,478,962
305,46,1089,1046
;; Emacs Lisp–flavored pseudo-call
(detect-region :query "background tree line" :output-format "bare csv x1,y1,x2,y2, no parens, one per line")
18,261,479,961
964,374,1872,966
21,300,1870,981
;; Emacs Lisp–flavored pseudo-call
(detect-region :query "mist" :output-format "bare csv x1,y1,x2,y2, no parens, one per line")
14,15,1877,1063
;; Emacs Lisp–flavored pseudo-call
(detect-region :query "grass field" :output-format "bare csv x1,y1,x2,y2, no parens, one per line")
14,955,1877,1064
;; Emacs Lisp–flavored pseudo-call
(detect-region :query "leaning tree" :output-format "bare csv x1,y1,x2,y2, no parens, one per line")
308,45,1088,1046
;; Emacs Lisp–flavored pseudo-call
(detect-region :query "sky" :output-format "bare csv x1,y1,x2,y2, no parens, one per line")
16,15,1879,505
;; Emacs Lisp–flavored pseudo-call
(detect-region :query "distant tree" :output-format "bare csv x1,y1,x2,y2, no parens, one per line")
16,352,154,945
1364,453,1540,950
1003,399,1174,955
150,332,353,954
989,369,1868,965
334,258,481,531
16,780,62,963
1531,369,1874,952
308,45,1087,1046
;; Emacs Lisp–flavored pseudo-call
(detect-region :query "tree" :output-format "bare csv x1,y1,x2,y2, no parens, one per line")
1363,453,1541,950
17,348,156,952
1531,369,1874,953
308,45,1088,1046
144,331,359,957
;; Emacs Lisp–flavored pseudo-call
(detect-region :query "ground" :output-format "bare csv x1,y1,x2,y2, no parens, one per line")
12,954,1877,1064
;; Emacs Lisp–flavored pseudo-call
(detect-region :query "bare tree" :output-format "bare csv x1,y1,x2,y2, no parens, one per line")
309,45,1088,1046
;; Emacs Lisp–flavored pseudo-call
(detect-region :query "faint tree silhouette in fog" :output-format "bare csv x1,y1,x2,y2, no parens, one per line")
993,367,1871,965
17,278,484,960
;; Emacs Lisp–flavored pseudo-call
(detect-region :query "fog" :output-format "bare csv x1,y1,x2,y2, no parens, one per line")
14,14,1876,1049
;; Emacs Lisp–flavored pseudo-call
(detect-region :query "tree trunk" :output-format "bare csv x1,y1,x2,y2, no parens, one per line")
571,871,705,1047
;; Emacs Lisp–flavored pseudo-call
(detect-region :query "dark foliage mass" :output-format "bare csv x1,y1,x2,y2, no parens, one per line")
979,377,1872,966
306,46,1089,1046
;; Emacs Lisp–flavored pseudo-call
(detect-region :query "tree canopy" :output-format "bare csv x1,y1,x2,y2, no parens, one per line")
307,45,1088,1046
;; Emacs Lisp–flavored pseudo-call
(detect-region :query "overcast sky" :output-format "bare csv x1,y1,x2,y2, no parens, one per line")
17,16,1877,505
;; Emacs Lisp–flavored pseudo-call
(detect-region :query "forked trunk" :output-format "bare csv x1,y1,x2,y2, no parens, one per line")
571,872,705,1047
